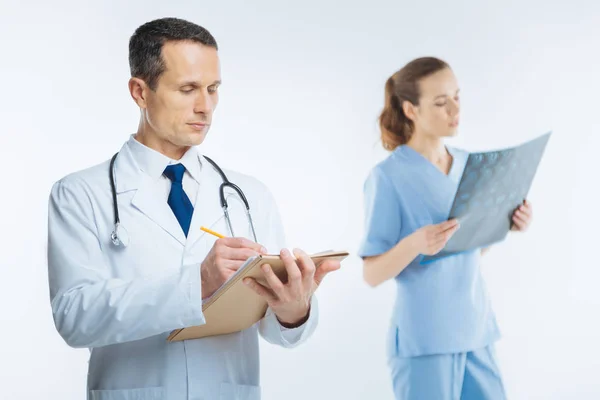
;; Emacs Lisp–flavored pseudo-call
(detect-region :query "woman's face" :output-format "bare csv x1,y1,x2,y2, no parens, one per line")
405,67,461,139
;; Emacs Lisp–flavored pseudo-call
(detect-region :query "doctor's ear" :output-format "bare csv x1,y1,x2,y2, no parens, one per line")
129,77,150,109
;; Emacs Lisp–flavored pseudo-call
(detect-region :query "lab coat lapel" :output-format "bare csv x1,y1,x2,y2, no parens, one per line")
130,177,187,246
185,155,225,251
113,145,186,246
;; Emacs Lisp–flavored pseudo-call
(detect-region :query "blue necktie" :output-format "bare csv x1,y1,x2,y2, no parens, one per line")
163,164,194,237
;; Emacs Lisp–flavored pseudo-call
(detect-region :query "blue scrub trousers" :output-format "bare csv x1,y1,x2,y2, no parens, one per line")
389,345,507,400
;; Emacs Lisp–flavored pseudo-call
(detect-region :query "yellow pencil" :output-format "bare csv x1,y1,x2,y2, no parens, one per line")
200,226,226,239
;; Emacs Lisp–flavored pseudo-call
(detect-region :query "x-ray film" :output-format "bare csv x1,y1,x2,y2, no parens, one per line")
422,131,552,263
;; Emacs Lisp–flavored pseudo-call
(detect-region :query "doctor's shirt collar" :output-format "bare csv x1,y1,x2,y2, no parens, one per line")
126,135,201,184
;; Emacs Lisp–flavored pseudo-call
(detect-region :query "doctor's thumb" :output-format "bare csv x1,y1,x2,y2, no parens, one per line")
313,260,341,287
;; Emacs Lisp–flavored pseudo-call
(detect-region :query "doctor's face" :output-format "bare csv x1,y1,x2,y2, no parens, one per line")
411,68,460,139
133,41,221,154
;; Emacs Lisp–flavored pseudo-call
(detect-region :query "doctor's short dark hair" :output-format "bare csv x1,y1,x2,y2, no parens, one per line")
128,17,218,91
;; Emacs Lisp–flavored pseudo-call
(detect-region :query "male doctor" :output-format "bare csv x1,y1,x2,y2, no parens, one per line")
47,17,340,400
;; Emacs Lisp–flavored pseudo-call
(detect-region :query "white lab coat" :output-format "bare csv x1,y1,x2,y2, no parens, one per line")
47,139,318,400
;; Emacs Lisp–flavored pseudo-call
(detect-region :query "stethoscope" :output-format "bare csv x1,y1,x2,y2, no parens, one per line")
109,152,258,247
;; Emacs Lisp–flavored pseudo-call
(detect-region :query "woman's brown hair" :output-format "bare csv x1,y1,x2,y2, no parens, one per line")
379,57,450,150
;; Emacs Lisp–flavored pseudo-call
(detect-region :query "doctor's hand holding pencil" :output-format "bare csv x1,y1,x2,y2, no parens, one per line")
200,226,341,328
199,232,267,300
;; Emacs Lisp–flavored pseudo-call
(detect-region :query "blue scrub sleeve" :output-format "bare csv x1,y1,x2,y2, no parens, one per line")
358,167,402,258
47,180,205,349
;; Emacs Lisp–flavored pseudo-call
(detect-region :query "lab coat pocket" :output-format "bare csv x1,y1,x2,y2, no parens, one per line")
219,382,261,400
89,387,163,400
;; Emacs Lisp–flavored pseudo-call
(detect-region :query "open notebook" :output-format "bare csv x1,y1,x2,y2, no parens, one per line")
167,250,349,341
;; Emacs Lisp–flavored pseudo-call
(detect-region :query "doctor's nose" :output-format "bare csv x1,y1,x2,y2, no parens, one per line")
193,92,214,114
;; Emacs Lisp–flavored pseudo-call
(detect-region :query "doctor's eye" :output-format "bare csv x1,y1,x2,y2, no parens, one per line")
208,85,219,94
180,87,194,94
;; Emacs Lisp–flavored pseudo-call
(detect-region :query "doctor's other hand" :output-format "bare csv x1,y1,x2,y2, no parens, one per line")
243,248,341,327
511,200,533,232
410,219,460,256
200,237,267,300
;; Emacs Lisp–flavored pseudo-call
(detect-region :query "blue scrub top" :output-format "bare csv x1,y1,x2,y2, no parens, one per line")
359,144,501,358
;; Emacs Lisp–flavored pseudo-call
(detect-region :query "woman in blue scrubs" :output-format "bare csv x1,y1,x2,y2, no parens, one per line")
359,57,533,400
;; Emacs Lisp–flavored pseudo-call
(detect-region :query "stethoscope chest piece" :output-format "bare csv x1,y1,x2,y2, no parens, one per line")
111,223,130,247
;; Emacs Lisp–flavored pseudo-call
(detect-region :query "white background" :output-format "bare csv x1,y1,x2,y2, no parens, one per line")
1,0,599,399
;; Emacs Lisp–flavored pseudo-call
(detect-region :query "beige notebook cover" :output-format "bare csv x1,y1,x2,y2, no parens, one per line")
167,250,349,341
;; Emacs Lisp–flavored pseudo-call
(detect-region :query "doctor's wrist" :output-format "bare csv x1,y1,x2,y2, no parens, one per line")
276,306,311,329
